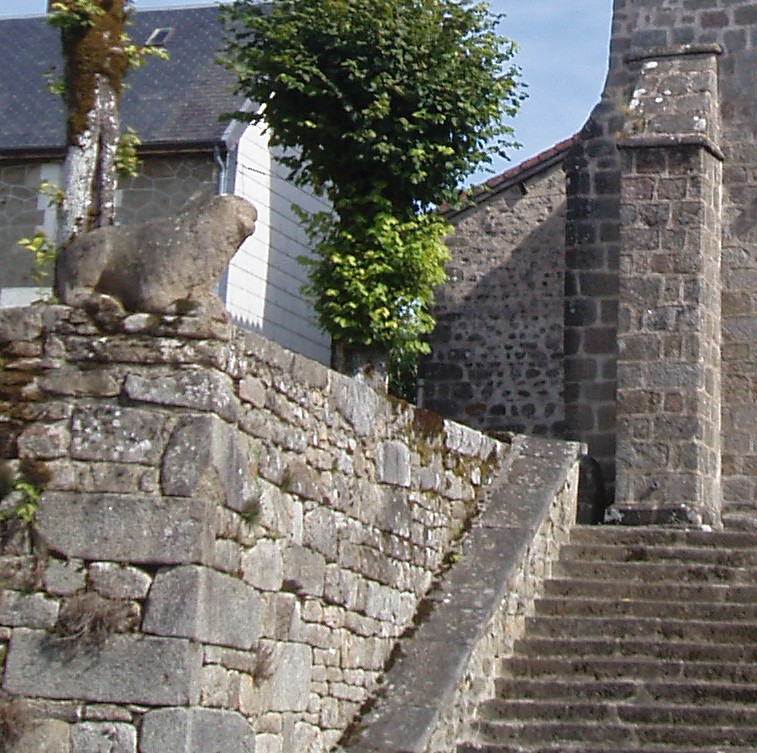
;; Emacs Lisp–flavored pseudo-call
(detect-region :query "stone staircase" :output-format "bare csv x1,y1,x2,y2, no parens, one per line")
458,525,757,753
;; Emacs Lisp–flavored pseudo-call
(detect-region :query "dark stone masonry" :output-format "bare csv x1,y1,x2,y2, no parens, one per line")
424,0,757,530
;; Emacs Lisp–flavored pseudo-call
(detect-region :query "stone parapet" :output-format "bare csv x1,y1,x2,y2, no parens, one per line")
342,437,581,753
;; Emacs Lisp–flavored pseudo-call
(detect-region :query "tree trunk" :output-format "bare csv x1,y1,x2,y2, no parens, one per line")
60,75,120,242
51,0,128,245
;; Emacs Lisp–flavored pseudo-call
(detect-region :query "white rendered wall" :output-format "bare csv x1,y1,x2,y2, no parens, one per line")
227,122,331,365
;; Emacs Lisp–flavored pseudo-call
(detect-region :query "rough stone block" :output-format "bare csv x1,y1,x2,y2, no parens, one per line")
265,642,312,712
140,708,254,753
3,629,201,705
72,722,136,753
0,306,43,344
332,374,381,437
239,375,266,407
444,421,484,457
143,565,260,649
39,367,120,398
88,562,153,600
200,664,240,708
124,369,239,423
161,414,251,511
45,557,87,596
36,493,214,565
11,719,71,753
283,544,325,597
377,441,411,487
71,405,168,464
16,422,70,460
242,539,284,592
0,590,59,629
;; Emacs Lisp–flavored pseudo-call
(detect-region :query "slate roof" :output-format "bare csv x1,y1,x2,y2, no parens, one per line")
0,5,243,157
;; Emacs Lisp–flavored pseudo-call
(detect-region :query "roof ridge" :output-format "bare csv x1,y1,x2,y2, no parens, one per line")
439,133,580,216
483,133,581,192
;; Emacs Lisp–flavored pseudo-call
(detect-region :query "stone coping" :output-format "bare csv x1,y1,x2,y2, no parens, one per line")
617,134,725,162
342,436,583,753
625,42,723,63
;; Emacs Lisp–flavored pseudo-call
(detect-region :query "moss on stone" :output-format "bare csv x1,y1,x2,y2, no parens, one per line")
60,0,129,144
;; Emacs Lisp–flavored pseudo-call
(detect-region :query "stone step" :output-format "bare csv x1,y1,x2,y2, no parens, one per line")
458,744,757,753
543,577,757,603
514,636,757,663
553,559,757,584
472,719,757,747
722,512,757,531
535,596,757,622
457,526,757,753
525,614,757,644
505,655,757,684
495,677,757,706
559,541,757,567
569,526,757,549
478,699,757,726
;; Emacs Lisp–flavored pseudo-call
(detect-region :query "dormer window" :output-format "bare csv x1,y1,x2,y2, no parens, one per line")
145,27,174,47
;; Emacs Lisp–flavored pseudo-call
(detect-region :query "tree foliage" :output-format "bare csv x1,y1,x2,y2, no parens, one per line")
223,0,524,364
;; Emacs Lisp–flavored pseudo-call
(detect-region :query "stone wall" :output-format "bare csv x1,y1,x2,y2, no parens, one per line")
0,303,538,753
566,0,757,526
422,159,568,437
344,436,580,753
424,0,757,524
613,45,723,526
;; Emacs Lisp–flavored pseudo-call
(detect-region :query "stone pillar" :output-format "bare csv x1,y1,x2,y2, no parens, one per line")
610,45,723,527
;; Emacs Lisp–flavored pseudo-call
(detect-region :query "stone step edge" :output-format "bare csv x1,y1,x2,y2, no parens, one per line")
526,614,757,631
495,677,757,694
555,560,757,574
543,578,757,598
513,635,757,667
570,526,757,545
474,719,757,733
536,596,757,611
560,544,757,567
459,745,757,753
533,596,757,612
481,698,757,715
460,740,757,753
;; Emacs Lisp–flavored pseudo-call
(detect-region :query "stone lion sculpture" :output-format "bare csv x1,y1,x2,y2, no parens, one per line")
55,195,257,319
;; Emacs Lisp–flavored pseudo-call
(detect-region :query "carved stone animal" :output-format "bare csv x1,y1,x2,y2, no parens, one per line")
55,195,256,319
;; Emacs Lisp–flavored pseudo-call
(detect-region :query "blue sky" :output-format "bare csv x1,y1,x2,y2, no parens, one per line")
3,0,613,180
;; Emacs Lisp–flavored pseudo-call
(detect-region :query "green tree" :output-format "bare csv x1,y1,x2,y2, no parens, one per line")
223,0,523,385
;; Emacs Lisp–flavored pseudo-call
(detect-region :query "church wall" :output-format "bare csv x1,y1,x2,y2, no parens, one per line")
422,163,567,439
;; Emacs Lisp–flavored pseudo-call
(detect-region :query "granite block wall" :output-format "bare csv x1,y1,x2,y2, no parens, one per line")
0,303,524,753
573,0,757,524
422,161,567,438
426,0,757,524
613,44,723,526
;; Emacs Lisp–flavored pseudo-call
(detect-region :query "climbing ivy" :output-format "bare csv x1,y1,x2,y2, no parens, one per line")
299,196,450,357
222,0,524,369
